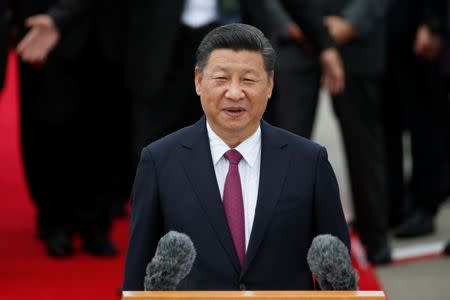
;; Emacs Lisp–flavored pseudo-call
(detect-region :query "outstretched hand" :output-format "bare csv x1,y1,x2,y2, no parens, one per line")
17,15,60,65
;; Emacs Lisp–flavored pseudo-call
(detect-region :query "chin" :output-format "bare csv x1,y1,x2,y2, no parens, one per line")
223,124,245,133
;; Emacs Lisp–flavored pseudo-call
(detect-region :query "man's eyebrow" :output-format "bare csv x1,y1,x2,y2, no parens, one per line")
210,65,227,72
210,65,259,75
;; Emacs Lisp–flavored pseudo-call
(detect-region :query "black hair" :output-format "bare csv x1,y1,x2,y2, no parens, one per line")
196,23,275,74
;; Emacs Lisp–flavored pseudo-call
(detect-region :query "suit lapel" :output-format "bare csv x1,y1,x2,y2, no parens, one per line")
179,117,241,273
241,121,291,278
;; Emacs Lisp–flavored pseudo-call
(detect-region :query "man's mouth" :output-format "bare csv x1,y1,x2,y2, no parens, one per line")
223,107,245,117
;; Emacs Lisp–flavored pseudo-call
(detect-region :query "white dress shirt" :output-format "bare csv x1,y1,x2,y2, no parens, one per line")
181,0,219,28
206,121,261,251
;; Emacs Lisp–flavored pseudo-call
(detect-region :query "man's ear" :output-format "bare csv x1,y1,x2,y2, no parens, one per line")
194,67,202,96
267,71,274,99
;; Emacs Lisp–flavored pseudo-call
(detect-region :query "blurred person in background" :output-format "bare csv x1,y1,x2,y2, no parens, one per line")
384,0,449,238
14,0,124,258
439,0,450,201
266,0,392,265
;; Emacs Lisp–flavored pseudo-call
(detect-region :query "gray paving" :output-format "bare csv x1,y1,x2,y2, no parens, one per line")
312,91,450,300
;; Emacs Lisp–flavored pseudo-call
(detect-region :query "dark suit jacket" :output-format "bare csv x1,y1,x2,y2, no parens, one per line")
279,0,335,52
278,0,390,75
47,0,127,64
387,0,446,50
13,0,125,62
123,117,350,291
13,0,86,59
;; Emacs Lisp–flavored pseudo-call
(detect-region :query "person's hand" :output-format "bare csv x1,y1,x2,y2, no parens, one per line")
286,23,305,44
323,16,356,46
414,24,441,61
17,14,60,65
319,48,345,95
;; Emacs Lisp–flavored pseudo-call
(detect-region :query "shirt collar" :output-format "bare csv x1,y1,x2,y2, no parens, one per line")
206,120,261,168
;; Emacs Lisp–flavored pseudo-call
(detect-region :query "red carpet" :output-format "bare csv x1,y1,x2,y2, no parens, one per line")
0,52,382,299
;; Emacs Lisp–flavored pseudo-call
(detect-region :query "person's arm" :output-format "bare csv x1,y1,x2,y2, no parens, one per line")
17,0,90,64
123,148,164,291
343,0,391,38
274,0,345,95
280,0,335,52
323,0,391,46
421,0,446,35
46,0,90,32
313,147,350,251
264,0,305,44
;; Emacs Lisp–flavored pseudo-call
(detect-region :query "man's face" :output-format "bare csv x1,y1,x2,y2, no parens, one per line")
195,49,273,143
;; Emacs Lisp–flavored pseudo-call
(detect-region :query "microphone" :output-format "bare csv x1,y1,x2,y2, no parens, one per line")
144,231,197,290
307,234,358,290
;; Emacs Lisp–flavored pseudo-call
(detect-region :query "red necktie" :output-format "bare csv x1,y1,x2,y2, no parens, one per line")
223,149,245,267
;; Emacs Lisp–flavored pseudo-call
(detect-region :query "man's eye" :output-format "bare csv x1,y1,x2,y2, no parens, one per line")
243,78,255,83
214,77,229,83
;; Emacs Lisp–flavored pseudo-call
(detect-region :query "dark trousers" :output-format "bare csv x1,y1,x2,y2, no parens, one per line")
383,49,449,220
332,75,388,247
131,24,216,166
269,70,388,248
20,57,87,236
269,67,321,138
19,42,130,238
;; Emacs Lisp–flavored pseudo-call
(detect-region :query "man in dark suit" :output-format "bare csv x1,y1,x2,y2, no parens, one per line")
266,0,392,265
15,0,124,257
122,23,349,291
384,0,449,238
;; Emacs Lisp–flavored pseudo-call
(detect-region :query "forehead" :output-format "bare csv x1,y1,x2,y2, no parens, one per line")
205,49,265,71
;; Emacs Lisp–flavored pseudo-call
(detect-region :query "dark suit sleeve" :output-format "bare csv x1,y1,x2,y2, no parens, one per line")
264,0,294,36
279,0,335,52
421,0,446,34
47,0,91,32
313,146,350,251
341,0,391,38
123,148,163,291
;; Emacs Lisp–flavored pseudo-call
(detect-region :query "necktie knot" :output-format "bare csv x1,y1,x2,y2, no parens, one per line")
224,149,242,165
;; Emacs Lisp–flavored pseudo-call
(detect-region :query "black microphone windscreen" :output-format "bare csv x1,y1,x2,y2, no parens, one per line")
307,234,358,290
144,231,197,291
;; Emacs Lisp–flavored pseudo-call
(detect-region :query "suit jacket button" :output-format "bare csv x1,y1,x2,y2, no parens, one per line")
239,283,246,290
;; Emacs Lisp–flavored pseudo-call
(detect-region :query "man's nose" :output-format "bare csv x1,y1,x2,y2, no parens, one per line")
225,81,244,100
